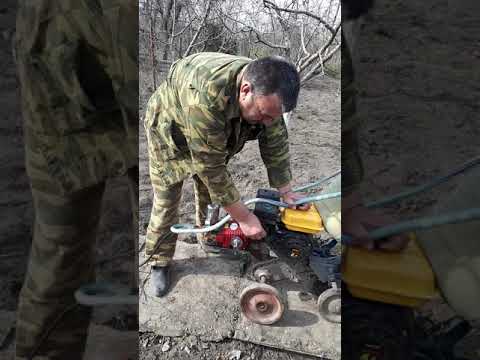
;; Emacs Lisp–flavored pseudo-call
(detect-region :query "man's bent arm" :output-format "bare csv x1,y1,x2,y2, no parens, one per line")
187,104,241,206
258,117,293,188
223,201,251,222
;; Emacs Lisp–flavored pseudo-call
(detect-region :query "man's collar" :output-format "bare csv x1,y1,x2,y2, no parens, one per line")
225,65,247,121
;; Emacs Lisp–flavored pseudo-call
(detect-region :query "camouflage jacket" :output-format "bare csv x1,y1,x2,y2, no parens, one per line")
16,0,138,194
145,52,292,206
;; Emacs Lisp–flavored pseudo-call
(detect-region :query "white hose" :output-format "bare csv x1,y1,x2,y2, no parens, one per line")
170,192,341,234
75,282,137,305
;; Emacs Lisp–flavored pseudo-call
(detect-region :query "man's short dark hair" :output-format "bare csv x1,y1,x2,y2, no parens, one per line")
243,56,300,113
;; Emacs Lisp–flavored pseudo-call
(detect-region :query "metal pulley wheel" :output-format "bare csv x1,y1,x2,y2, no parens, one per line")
240,283,285,325
317,287,341,323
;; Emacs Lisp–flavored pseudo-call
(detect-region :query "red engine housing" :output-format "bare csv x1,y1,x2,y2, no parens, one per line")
215,222,250,250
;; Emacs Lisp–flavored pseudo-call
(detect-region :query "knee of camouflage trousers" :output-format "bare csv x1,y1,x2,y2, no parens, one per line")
146,176,183,267
146,174,214,265
15,183,105,360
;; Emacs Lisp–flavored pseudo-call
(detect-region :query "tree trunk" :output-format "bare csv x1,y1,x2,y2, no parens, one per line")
149,10,157,88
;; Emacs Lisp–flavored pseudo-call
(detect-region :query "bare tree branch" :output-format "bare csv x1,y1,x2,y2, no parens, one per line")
263,0,336,34
183,0,213,57
252,31,289,50
301,54,324,84
221,11,289,50
297,19,340,73
216,11,251,36
148,0,157,88
141,0,341,85
301,43,340,84
300,18,310,56
192,29,229,48
294,19,321,64
170,0,176,60
172,18,195,38
320,22,341,54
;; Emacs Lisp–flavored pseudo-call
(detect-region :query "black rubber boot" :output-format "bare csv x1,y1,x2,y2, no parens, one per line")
151,265,171,297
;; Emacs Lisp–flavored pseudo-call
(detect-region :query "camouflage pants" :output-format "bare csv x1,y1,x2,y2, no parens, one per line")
15,1,138,358
146,173,211,267
15,167,138,360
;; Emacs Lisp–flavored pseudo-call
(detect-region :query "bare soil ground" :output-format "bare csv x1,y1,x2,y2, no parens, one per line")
354,0,480,358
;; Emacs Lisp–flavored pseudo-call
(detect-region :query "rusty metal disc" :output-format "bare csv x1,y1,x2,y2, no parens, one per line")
240,283,284,325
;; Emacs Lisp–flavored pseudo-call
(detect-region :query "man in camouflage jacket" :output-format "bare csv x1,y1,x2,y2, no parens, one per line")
14,1,138,359
144,52,308,296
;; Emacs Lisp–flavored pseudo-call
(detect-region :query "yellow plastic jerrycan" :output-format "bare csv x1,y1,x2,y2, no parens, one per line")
342,233,439,307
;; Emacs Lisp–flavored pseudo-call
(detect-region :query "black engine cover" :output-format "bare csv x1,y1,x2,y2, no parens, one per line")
253,189,280,226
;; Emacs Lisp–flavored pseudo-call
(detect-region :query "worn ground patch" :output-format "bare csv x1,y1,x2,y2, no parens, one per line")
139,240,340,358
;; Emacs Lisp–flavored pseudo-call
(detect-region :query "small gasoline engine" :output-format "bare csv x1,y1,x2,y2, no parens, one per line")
200,189,341,325
213,221,250,251
205,190,320,258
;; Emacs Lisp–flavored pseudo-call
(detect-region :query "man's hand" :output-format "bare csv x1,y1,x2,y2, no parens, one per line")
224,200,266,240
281,191,311,210
236,212,267,240
278,183,311,210
343,191,410,251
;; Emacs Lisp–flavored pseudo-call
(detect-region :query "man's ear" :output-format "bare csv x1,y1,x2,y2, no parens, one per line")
240,81,251,96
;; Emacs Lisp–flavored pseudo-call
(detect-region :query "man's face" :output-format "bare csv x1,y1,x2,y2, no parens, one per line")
238,83,283,127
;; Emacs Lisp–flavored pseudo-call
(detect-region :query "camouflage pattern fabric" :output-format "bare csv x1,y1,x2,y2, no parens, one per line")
145,175,182,267
144,52,293,265
341,27,364,192
14,1,138,358
145,52,292,207
145,174,211,266
15,0,138,195
15,167,138,360
15,181,102,360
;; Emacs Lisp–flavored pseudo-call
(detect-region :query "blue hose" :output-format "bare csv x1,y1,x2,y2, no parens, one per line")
292,170,341,192
342,207,480,245
366,155,480,208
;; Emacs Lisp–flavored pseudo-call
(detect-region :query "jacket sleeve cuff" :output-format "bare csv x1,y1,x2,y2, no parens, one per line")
197,168,241,207
209,182,241,207
266,166,293,189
